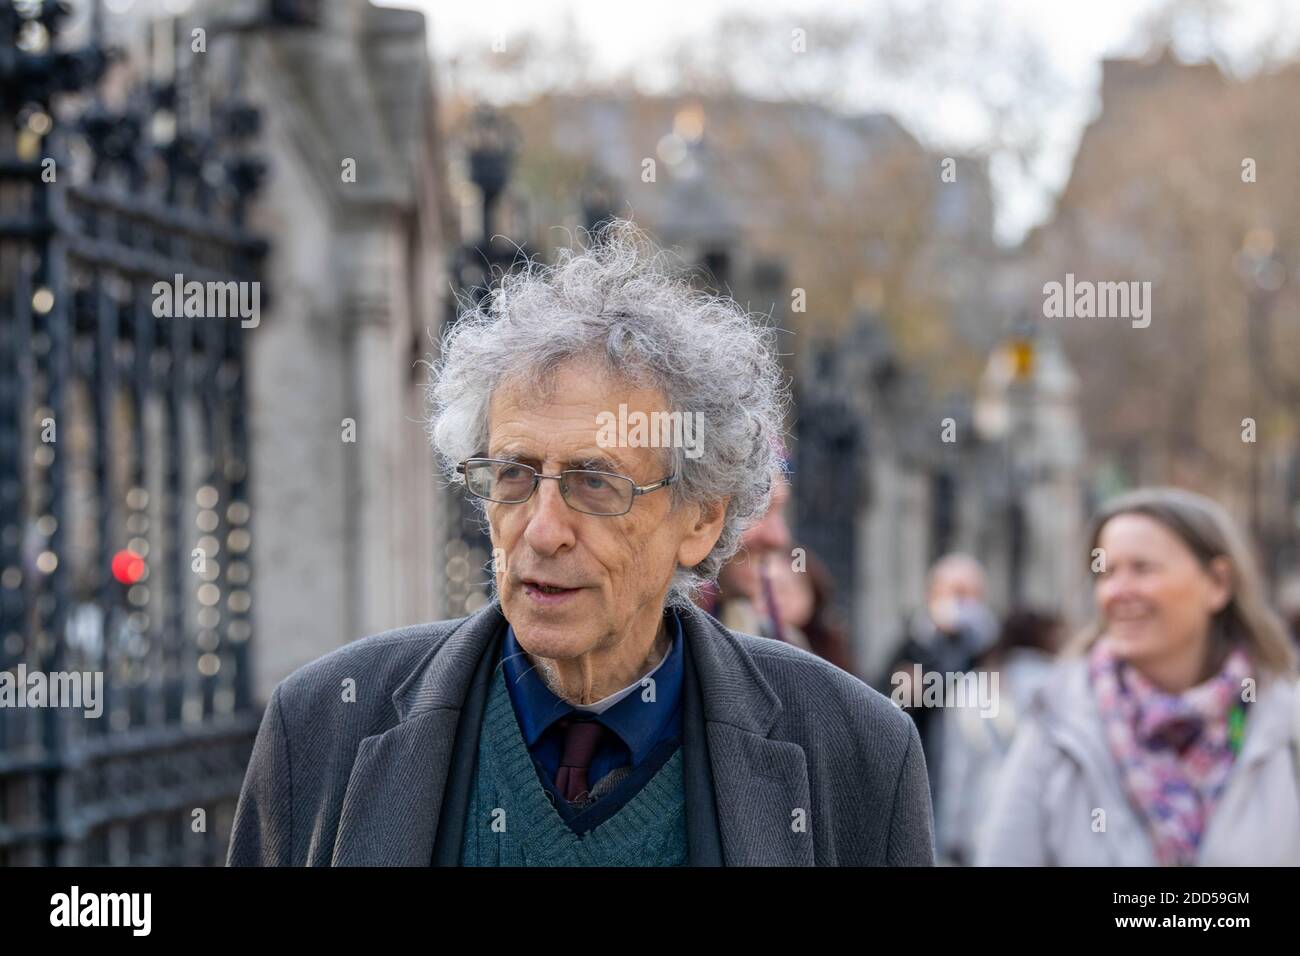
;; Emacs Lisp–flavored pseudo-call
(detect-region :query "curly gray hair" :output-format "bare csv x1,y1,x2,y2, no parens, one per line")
426,219,789,607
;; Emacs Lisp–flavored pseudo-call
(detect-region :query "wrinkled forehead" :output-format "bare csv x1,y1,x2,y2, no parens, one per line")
489,357,667,426
486,357,674,474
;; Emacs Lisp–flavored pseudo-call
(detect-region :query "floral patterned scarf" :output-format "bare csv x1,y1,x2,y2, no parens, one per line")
1088,635,1251,866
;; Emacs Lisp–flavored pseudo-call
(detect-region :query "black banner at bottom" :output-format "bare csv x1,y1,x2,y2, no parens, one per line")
0,865,1283,941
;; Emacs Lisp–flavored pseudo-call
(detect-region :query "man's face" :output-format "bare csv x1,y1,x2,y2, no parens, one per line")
486,359,724,662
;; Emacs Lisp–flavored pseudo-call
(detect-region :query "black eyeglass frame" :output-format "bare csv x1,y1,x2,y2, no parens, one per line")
455,457,678,517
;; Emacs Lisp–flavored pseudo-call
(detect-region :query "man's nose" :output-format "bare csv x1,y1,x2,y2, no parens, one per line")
521,476,577,555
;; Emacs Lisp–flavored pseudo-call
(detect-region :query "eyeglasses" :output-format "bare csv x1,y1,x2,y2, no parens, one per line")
455,457,677,517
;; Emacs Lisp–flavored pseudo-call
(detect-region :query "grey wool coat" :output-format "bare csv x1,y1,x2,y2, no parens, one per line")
226,599,935,866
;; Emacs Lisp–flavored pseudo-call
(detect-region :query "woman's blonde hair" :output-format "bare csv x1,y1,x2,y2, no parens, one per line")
1064,486,1297,678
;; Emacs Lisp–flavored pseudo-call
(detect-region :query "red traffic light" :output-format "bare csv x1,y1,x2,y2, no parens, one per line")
111,549,146,585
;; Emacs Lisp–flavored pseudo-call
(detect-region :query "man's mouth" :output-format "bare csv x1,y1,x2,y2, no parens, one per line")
521,579,582,603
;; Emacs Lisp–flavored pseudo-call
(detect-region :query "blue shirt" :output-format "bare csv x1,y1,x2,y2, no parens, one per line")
500,609,684,798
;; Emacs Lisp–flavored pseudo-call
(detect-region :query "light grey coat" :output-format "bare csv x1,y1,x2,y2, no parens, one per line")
227,599,935,866
977,656,1300,866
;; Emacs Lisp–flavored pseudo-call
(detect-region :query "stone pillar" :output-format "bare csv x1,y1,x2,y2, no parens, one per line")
1020,337,1088,626
858,448,932,684
237,0,452,703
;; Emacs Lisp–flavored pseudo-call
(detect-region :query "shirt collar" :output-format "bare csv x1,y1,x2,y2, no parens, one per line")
501,609,684,765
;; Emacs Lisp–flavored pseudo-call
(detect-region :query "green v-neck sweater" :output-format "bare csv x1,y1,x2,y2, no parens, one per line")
460,667,688,866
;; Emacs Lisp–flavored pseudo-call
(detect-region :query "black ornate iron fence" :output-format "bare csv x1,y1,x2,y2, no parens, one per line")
0,0,267,864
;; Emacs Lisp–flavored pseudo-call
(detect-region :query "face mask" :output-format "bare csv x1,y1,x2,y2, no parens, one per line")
931,597,960,633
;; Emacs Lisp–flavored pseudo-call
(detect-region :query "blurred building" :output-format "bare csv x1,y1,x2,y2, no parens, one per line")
1017,47,1300,595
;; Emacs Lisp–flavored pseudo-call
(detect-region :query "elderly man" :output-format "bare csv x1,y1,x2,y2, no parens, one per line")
228,220,933,866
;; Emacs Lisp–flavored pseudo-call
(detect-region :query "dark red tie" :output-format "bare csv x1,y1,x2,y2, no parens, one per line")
554,716,609,802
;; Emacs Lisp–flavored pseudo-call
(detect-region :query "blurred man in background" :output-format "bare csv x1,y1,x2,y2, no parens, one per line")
885,554,998,832
937,608,1064,864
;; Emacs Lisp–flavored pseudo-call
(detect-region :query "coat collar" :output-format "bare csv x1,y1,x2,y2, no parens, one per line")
330,600,813,866
331,606,500,866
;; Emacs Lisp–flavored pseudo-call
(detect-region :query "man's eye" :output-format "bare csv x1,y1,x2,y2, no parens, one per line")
581,474,610,490
497,465,527,480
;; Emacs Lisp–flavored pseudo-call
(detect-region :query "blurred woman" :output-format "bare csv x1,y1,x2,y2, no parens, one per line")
768,550,855,674
979,487,1300,866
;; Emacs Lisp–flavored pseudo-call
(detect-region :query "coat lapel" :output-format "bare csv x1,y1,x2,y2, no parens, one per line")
705,723,814,865
679,603,815,866
331,709,462,865
330,603,508,866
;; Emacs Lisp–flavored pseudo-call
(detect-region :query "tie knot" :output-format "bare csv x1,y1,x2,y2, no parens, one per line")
558,716,607,766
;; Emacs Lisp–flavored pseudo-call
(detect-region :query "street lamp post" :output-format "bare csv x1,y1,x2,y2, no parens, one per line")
580,165,618,234
442,105,530,615
467,105,517,248
447,105,525,325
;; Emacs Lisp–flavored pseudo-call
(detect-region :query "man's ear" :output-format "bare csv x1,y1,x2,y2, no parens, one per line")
677,497,730,569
